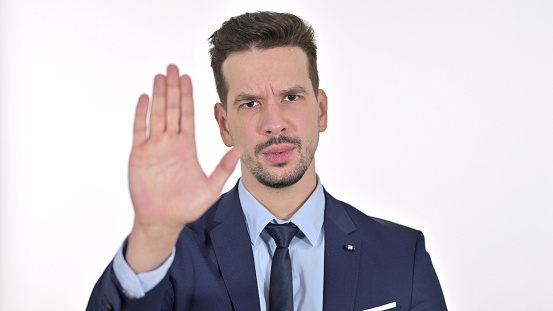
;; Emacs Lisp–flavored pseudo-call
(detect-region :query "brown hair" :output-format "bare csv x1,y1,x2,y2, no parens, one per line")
209,11,318,107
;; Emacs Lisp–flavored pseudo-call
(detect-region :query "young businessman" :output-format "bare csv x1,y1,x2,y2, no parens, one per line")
87,11,447,311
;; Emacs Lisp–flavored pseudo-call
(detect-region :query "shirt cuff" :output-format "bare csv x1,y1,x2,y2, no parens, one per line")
112,242,175,299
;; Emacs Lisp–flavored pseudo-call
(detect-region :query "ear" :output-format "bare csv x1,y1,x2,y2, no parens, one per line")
317,89,328,132
214,103,233,147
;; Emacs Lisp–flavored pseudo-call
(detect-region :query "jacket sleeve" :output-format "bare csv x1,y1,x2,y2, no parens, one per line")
410,231,448,310
85,261,175,311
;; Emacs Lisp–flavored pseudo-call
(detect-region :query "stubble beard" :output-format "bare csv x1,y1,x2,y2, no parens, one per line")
242,135,316,189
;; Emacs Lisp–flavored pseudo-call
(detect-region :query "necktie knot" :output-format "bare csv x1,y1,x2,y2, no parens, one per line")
265,222,299,248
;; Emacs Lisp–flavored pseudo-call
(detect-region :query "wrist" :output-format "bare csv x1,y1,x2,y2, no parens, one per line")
125,222,182,273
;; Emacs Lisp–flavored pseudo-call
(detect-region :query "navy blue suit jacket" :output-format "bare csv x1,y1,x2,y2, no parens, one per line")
87,185,447,311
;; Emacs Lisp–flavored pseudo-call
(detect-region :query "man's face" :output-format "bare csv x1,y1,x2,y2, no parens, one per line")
215,46,328,188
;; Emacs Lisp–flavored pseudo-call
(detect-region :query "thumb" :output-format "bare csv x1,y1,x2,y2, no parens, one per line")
209,146,243,192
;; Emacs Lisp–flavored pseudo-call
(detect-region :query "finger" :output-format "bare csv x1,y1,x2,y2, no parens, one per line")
179,75,195,137
133,94,150,146
209,147,243,193
149,74,167,137
166,64,180,133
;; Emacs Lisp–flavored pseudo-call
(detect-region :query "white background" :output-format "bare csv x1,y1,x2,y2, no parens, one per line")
1,0,552,310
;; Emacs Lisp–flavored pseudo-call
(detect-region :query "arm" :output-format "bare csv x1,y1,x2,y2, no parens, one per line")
87,65,242,310
112,243,175,298
126,65,242,273
411,231,448,310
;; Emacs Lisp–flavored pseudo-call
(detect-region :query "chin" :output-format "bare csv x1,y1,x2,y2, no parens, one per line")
256,174,304,189
253,164,308,189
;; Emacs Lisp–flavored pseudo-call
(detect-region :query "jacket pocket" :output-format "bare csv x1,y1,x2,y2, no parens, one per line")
361,302,399,311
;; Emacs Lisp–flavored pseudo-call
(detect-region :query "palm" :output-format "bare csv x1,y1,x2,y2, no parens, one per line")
128,65,241,229
130,134,208,227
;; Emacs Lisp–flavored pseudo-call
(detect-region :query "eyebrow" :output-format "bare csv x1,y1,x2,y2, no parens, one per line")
233,93,263,106
279,85,308,97
232,85,309,106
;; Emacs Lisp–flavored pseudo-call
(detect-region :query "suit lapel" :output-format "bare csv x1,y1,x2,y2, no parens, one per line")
210,187,261,311
323,191,362,311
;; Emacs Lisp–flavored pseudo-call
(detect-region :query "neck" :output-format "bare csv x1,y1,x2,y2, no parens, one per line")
241,163,318,221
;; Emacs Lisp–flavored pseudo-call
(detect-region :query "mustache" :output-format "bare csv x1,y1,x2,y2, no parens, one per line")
254,135,302,156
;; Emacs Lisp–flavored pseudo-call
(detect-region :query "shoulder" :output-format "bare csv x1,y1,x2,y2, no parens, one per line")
325,191,421,248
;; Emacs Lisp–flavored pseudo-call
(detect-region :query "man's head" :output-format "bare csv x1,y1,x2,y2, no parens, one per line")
209,11,319,107
211,12,327,190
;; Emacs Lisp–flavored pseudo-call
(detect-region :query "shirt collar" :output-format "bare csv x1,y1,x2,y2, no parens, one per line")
238,177,325,247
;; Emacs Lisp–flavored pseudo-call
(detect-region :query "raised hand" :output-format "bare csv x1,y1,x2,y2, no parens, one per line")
125,65,242,273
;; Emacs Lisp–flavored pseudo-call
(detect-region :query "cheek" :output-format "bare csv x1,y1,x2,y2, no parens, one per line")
229,119,256,146
292,109,320,134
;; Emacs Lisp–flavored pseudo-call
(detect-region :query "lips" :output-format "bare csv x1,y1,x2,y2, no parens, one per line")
262,145,294,165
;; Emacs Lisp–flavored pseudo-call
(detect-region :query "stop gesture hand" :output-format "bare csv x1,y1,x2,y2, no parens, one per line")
126,65,242,273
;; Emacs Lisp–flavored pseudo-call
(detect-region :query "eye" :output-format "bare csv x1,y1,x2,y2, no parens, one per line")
284,95,300,102
242,101,260,108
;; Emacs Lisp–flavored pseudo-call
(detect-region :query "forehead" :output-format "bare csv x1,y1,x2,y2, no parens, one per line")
222,46,312,98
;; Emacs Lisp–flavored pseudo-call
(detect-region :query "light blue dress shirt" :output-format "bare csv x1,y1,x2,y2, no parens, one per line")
113,178,326,310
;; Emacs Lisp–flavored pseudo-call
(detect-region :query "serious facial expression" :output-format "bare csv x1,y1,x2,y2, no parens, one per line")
215,46,327,188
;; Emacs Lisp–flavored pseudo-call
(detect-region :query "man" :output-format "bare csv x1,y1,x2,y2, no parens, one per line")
87,11,447,311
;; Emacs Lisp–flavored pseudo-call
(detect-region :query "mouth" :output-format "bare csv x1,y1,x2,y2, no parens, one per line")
261,145,295,165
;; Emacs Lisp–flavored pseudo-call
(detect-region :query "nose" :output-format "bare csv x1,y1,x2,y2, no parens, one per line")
260,101,287,136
